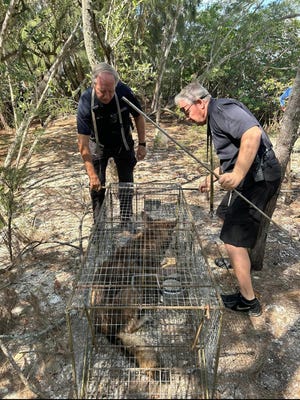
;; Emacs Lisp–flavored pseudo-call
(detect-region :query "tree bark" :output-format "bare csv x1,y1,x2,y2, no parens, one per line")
4,20,80,168
0,111,10,130
152,1,184,147
250,62,300,270
151,2,184,114
0,0,19,60
81,0,99,68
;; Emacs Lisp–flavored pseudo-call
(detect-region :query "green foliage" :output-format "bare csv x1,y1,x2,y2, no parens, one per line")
37,93,78,122
0,165,29,261
0,0,81,128
168,0,299,124
0,166,28,218
0,0,299,124
118,61,155,99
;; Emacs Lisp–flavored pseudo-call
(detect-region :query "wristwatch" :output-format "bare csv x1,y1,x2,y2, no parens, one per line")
138,142,146,147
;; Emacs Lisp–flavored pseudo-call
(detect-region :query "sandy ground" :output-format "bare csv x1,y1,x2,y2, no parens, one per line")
0,115,299,399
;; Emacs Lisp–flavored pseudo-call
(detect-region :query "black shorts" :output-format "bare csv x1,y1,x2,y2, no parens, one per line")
216,176,281,248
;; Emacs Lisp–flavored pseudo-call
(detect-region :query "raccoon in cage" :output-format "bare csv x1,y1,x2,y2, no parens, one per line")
94,211,178,285
91,285,160,377
91,211,178,378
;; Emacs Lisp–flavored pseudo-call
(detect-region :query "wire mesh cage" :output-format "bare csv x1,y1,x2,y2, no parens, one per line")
66,183,223,399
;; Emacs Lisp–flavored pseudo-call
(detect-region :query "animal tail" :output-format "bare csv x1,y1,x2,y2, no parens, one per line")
117,331,159,379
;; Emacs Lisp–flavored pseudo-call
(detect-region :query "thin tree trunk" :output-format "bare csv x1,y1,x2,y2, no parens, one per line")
151,2,183,113
0,0,19,59
152,1,183,147
4,20,80,168
284,158,292,204
0,111,10,130
82,0,99,68
250,63,300,270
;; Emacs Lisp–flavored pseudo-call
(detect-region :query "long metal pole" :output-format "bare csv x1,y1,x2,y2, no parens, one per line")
122,96,291,237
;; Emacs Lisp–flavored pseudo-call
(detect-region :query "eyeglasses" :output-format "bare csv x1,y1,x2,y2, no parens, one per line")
180,103,194,117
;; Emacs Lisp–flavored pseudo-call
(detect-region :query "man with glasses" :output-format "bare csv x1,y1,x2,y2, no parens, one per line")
175,81,281,317
77,63,146,226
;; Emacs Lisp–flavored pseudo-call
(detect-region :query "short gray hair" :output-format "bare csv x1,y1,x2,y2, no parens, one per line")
92,62,120,85
174,81,211,105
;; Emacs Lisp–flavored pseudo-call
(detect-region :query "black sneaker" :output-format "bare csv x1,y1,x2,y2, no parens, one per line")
221,292,262,317
221,292,240,304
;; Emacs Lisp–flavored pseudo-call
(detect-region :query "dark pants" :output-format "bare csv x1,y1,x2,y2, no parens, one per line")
216,175,281,248
91,145,137,222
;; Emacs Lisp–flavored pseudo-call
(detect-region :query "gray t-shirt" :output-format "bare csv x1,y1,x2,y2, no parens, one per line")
207,98,281,181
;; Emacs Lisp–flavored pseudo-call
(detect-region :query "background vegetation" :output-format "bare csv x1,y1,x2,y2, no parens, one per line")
0,0,299,128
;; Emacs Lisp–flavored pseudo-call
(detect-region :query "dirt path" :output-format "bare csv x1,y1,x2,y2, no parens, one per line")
0,115,299,399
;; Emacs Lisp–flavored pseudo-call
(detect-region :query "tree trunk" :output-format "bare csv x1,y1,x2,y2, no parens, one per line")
81,0,99,68
0,111,10,130
4,20,80,168
0,0,19,60
152,1,184,147
151,2,183,114
250,62,300,270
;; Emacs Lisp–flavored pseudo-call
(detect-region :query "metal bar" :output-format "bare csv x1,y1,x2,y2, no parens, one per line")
123,97,210,172
122,96,294,238
191,317,204,350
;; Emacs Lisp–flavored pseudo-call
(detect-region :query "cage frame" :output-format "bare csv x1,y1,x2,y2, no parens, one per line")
66,182,223,399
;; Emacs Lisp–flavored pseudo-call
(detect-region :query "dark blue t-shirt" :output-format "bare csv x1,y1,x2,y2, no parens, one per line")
77,81,142,148
208,98,275,173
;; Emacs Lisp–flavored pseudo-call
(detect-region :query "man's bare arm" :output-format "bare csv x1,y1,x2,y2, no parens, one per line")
77,134,101,191
218,126,262,190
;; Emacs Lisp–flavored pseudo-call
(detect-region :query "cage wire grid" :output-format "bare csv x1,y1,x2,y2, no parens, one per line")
66,183,223,399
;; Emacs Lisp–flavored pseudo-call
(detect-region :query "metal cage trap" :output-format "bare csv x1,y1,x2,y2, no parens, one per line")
66,183,223,399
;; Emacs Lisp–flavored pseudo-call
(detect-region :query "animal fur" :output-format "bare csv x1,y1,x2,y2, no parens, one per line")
91,212,177,376
98,212,178,285
117,331,159,378
91,286,143,338
91,285,158,376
